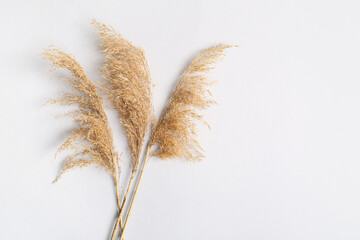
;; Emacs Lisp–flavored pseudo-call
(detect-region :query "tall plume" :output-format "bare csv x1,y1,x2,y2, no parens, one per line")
93,20,152,172
42,48,120,183
150,44,233,161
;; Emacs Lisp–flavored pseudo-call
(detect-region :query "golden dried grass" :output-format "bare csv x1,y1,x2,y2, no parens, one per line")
150,44,233,161
43,22,234,239
93,20,152,172
42,48,120,183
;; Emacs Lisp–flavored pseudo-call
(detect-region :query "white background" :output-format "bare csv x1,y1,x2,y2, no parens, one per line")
1,0,360,239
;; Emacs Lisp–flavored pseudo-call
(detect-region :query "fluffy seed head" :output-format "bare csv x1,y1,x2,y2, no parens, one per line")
93,20,152,172
150,44,233,161
42,48,120,182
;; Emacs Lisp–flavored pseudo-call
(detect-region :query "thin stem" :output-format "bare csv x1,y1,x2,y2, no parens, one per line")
110,180,124,240
119,144,151,240
120,171,135,213
116,181,121,210
114,171,135,237
111,164,136,240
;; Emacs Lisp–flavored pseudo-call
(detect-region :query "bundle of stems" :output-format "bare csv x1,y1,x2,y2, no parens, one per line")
44,20,233,240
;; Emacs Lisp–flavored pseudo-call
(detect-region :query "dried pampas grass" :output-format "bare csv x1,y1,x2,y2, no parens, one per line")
42,48,120,184
44,21,234,240
119,44,234,240
93,20,152,172
93,21,153,240
43,48,124,240
150,44,232,161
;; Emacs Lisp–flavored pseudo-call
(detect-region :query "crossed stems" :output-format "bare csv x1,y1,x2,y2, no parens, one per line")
111,144,151,240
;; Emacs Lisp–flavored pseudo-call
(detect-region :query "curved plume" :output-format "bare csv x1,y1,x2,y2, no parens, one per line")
150,44,233,161
93,20,152,172
42,48,120,183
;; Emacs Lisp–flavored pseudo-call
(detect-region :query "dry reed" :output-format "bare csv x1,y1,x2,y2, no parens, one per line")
120,44,233,240
44,21,233,240
149,44,233,161
43,48,123,240
93,20,153,240
93,20,152,172
42,48,120,183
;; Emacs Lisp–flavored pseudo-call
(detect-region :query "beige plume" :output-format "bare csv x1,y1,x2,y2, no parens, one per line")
42,48,120,183
150,44,233,161
93,20,152,172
